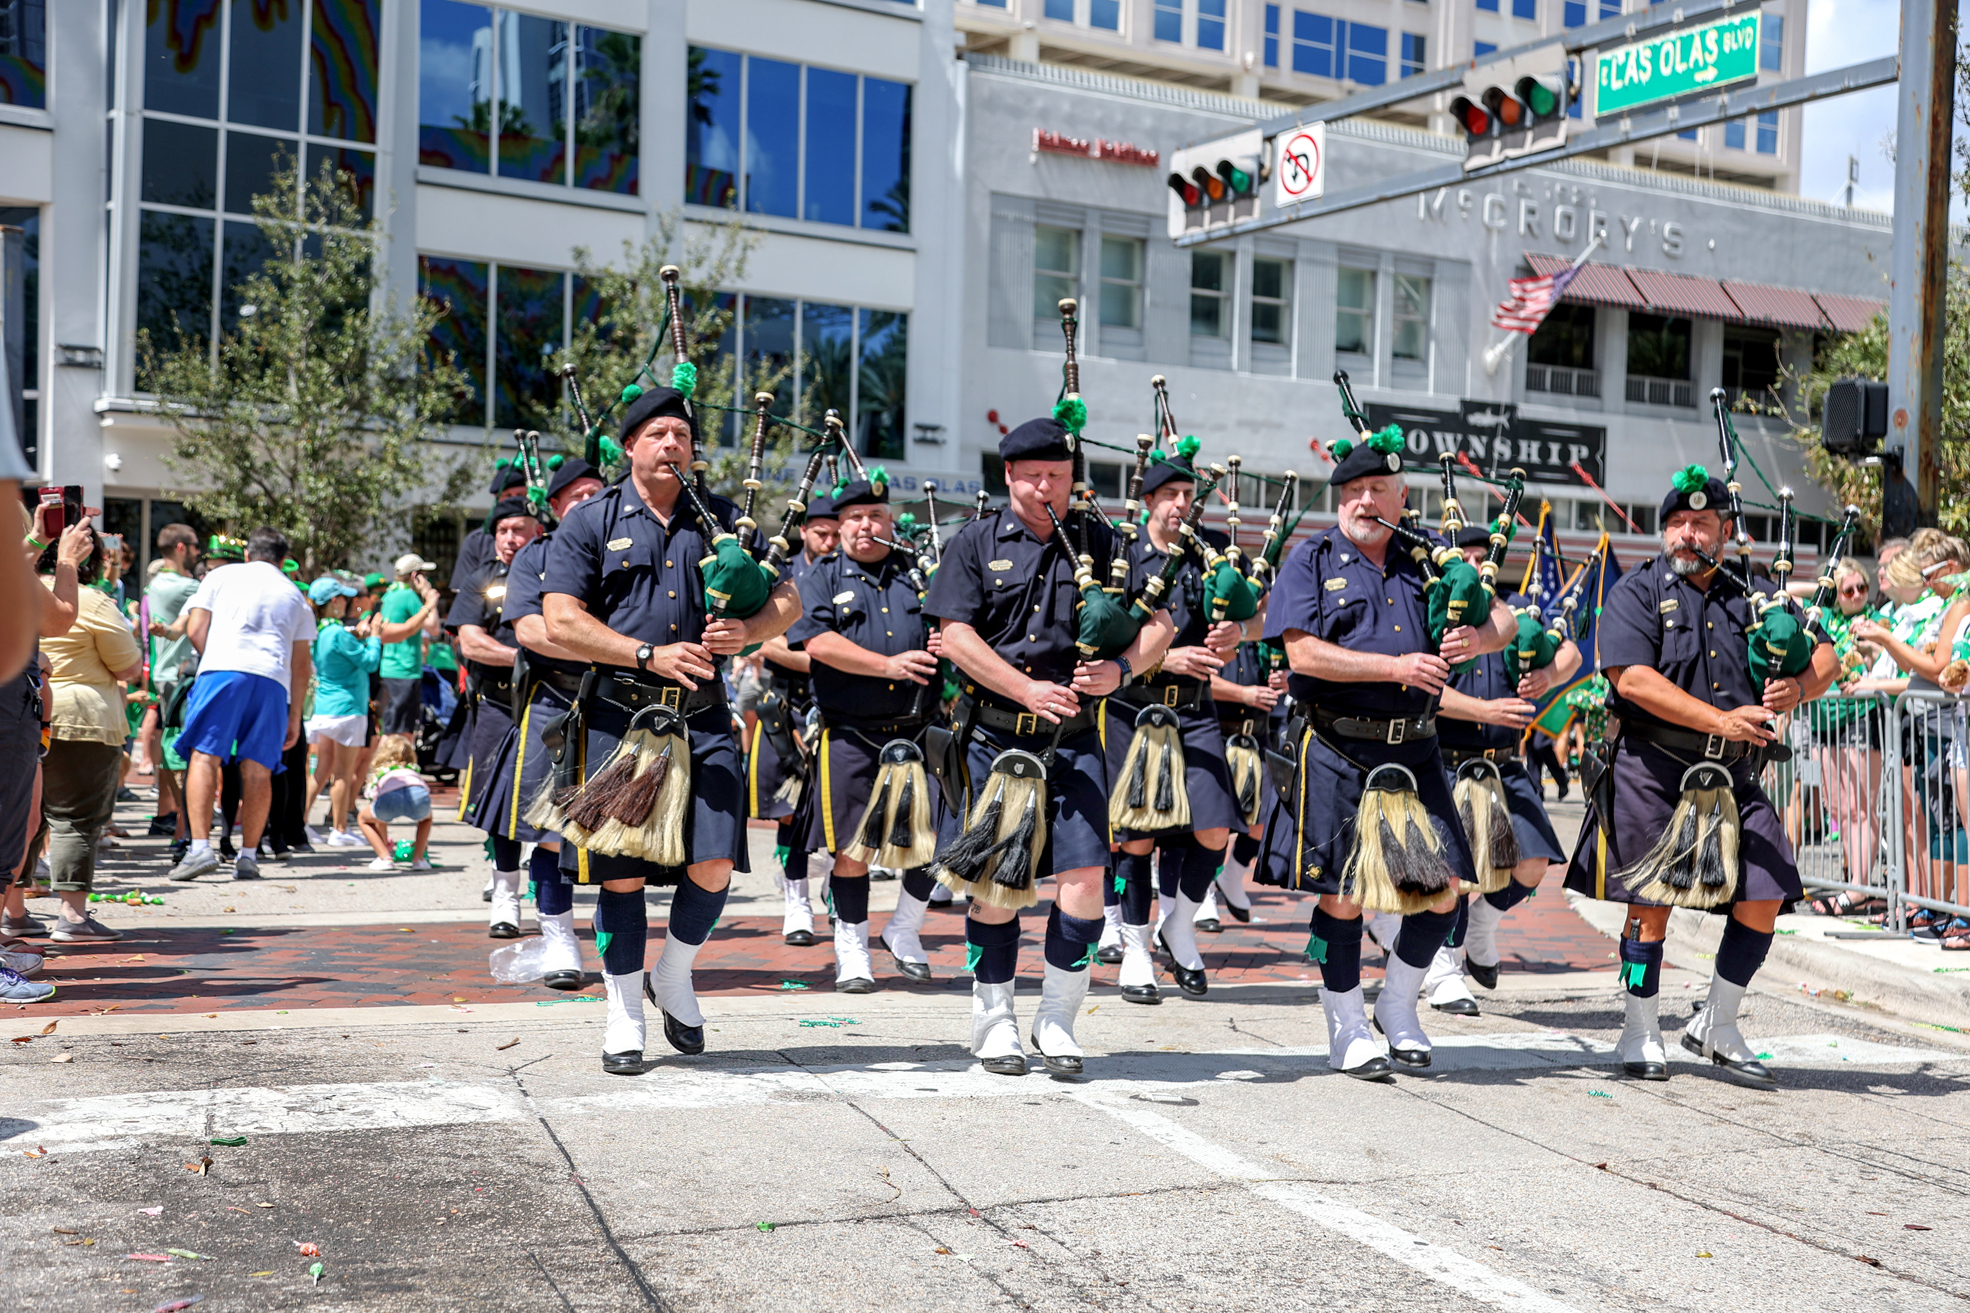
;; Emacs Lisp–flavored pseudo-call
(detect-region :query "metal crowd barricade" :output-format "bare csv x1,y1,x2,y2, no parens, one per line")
1882,688,1970,929
1767,690,1898,923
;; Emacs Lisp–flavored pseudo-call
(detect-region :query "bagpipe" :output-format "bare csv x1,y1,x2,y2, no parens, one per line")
1707,389,1816,683
1148,377,1260,625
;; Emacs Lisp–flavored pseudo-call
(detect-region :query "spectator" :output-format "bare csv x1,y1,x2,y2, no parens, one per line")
165,527,315,884
376,553,441,739
300,575,380,846
33,523,144,942
143,524,202,841
1805,557,1883,909
356,734,433,871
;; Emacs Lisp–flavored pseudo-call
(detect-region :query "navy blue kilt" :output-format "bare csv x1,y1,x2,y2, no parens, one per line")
746,711,804,822
560,696,750,887
1563,736,1802,907
1100,693,1240,841
937,722,1111,878
436,689,473,772
1257,726,1478,896
1488,757,1566,865
458,694,513,822
805,724,948,856
465,677,572,845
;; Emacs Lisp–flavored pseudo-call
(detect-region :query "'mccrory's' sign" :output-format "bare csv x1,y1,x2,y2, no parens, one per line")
1365,401,1606,489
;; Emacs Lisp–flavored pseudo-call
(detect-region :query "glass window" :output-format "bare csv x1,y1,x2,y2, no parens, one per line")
1347,22,1386,83
1198,0,1226,49
862,77,911,232
1474,40,1496,55
1252,257,1291,345
686,45,740,207
858,309,907,459
804,68,858,226
1756,109,1777,154
1760,13,1783,71
1511,0,1534,18
227,0,302,131
219,218,275,334
1098,235,1143,331
141,119,219,208
1527,301,1593,369
1401,33,1425,77
306,141,376,220
573,26,639,194
1092,0,1121,29
224,130,292,215
496,12,568,184
0,0,45,109
1190,250,1229,339
1724,117,1745,150
494,266,565,428
1677,128,1697,141
310,0,381,142
137,211,215,353
1292,12,1333,77
147,0,224,119
1033,225,1078,319
802,301,854,421
1601,0,1620,14
1155,0,1183,43
1045,0,1074,18
1393,273,1430,362
0,206,36,462
1476,0,1498,12
1627,312,1690,380
744,57,799,218
1264,3,1279,66
418,0,492,174
1563,0,1584,25
419,255,489,424
744,296,796,415
1722,325,1781,393
1335,266,1373,355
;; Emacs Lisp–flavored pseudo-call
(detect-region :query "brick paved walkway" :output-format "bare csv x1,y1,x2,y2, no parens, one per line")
8,886,1613,1018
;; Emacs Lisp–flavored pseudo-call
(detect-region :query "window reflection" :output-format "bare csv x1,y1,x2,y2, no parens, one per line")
419,256,489,424
573,26,639,193
227,0,302,131
418,0,493,172
495,11,567,184
745,57,799,218
858,309,907,460
494,266,566,429
685,46,740,208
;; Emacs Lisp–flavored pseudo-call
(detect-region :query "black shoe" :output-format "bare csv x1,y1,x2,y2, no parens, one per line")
880,934,933,982
1372,1016,1433,1069
836,977,875,994
1030,1034,1083,1078
869,869,897,882
488,922,520,939
1341,1055,1396,1082
661,1009,706,1056
1555,781,1571,802
1194,917,1222,934
1680,1033,1776,1089
147,814,178,837
218,841,237,860
1120,983,1162,1005
1223,903,1252,924
602,1051,643,1075
116,787,139,803
980,1054,1028,1077
1094,943,1124,965
1622,1060,1670,1081
1158,932,1208,997
543,969,584,992
1429,996,1480,1017
288,842,314,855
481,886,493,903
784,929,818,947
1466,959,1501,990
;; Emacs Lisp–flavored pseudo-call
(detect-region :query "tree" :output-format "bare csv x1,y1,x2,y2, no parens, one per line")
141,158,475,576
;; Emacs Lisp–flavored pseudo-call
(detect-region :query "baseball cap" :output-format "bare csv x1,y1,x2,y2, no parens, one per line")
395,552,438,577
363,571,385,591
309,575,361,605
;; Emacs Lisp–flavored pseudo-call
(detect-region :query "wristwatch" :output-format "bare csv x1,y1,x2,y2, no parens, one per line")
1112,654,1133,686
634,643,655,671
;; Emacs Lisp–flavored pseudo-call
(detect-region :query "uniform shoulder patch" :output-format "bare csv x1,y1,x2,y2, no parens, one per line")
988,559,1014,572
1323,578,1348,591
833,590,855,605
606,537,633,551
1658,599,1679,613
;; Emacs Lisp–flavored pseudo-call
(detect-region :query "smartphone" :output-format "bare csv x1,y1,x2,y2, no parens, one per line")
34,487,61,542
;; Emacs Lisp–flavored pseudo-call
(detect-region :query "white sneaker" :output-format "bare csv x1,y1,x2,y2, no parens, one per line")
1373,956,1433,1068
410,858,434,872
365,857,395,871
326,830,365,848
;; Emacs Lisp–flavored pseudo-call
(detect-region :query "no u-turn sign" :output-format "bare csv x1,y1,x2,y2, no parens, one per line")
1272,124,1325,208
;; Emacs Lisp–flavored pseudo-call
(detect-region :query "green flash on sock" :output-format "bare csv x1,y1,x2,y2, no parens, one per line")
594,931,613,959
774,845,791,865
1620,961,1647,989
965,943,984,974
1077,944,1099,968
1113,874,1127,895
1304,933,1328,964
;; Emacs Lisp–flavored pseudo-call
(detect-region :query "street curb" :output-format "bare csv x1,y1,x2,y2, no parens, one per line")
1565,891,1970,1031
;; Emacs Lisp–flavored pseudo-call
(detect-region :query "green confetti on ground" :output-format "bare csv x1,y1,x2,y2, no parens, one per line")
1588,1090,1613,1099
209,1136,247,1146
779,980,810,991
1917,1022,1966,1032
756,1221,775,1233
1756,1052,1775,1060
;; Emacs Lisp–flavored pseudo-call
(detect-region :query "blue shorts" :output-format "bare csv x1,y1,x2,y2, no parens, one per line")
178,671,291,771
373,785,432,824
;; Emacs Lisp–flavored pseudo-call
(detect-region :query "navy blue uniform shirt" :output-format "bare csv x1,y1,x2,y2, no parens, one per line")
502,535,587,678
1125,525,1230,687
446,557,518,674
765,550,825,680
1439,591,1527,751
1261,523,1445,720
540,478,747,673
923,504,1126,687
787,547,930,723
1595,555,1829,731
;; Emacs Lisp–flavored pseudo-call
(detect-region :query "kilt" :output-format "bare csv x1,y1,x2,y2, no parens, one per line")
937,721,1111,878
746,693,806,821
1442,753,1566,865
464,676,573,845
1099,693,1240,840
435,689,473,773
805,723,947,856
560,695,750,887
1256,726,1478,896
1562,735,1802,908
458,693,514,823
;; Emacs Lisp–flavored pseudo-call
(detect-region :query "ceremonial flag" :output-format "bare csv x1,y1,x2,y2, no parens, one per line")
1516,502,1565,613
1490,262,1581,335
1531,535,1624,739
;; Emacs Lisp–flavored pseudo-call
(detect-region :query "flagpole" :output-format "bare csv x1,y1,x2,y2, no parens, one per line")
1481,232,1606,377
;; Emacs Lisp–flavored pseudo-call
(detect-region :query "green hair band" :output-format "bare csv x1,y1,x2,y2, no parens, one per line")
1366,424,1405,456
1052,396,1087,435
1672,463,1709,494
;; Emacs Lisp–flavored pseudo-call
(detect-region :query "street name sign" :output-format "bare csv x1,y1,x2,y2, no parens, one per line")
1594,11,1761,116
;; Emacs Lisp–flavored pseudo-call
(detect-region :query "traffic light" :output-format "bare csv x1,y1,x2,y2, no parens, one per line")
1215,154,1262,198
1822,378,1888,457
1167,172,1201,207
1452,44,1570,171
1164,128,1264,240
1191,165,1226,201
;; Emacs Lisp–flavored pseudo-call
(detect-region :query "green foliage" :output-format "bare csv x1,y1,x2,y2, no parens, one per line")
140,159,474,576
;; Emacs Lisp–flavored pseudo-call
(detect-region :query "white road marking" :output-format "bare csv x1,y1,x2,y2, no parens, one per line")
1076,1090,1586,1313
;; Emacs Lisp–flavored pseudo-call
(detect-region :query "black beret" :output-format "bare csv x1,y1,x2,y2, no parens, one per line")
804,494,839,521
829,478,889,510
1141,456,1197,497
1660,464,1731,522
489,464,526,496
999,417,1073,464
1454,525,1493,550
487,496,534,528
1326,433,1406,489
618,386,694,443
547,456,599,500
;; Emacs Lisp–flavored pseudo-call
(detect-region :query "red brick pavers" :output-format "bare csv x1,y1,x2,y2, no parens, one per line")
8,885,1612,1019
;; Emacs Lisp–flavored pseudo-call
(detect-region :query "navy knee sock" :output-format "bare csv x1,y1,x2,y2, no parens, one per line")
901,866,937,902
490,835,523,870
1232,832,1260,867
1103,863,1120,908
776,819,807,881
1619,936,1664,997
1308,908,1363,994
1715,917,1775,988
1115,851,1153,925
1044,904,1105,970
1179,842,1224,901
593,888,647,976
966,914,1021,984
1484,879,1534,913
1394,906,1459,969
1157,836,1190,898
527,843,561,891
534,871,573,917
666,878,728,947
1447,894,1469,949
831,874,870,925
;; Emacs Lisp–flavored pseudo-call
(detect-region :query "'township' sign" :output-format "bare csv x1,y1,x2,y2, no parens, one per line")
1365,401,1606,488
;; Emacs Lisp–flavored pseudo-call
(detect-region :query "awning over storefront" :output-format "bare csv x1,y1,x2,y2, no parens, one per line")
1626,267,1745,321
1814,292,1887,333
1525,254,1882,333
1721,279,1829,331
1526,253,1646,308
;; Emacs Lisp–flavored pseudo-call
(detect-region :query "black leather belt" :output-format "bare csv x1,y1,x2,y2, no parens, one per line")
530,667,585,697
823,713,932,739
970,699,1097,740
477,673,513,699
591,670,728,718
1622,719,1787,764
1115,681,1208,713
1314,708,1436,745
1443,743,1518,766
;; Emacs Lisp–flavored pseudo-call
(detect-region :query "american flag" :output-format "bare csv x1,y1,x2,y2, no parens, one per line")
1490,263,1581,334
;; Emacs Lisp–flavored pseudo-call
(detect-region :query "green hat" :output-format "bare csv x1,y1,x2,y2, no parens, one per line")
206,535,245,562
364,572,385,590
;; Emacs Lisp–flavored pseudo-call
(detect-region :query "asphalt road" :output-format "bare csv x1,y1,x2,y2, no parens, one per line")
4,978,1968,1313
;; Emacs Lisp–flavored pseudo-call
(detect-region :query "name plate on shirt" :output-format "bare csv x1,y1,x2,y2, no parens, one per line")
607,537,634,551
833,591,855,605
1658,599,1679,613
988,559,1013,572
1324,578,1348,591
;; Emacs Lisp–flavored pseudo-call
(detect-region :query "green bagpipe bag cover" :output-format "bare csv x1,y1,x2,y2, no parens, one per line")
1501,610,1561,684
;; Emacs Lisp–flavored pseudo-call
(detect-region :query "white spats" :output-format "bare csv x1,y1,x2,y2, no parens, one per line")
1423,943,1477,1011
1118,923,1158,989
1322,985,1387,1073
781,876,814,936
1374,956,1433,1060
1097,903,1122,955
1617,991,1666,1067
538,910,583,975
649,935,706,1028
488,868,524,929
970,981,1024,1062
1031,963,1090,1060
833,917,874,985
1363,910,1402,956
1687,976,1757,1061
1216,857,1252,911
1465,892,1506,969
601,970,646,1055
1194,886,1220,924
1163,894,1207,970
880,889,931,967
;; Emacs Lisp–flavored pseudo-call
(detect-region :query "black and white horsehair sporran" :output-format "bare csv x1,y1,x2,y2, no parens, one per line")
1108,702,1191,831
553,703,692,867
845,738,938,871
1225,731,1263,829
1453,757,1521,893
1343,761,1456,915
1622,760,1741,909
934,747,1051,911
525,670,595,834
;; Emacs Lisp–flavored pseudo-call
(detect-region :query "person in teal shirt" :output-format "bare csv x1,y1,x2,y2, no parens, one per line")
302,576,383,844
377,554,440,737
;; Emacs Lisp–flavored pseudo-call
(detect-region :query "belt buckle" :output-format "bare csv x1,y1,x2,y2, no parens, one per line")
1015,712,1040,737
1163,685,1180,708
1702,732,1725,759
658,685,681,712
1386,718,1407,746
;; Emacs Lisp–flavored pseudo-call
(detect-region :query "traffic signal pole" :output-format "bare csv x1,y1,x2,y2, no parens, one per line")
1886,0,1956,523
